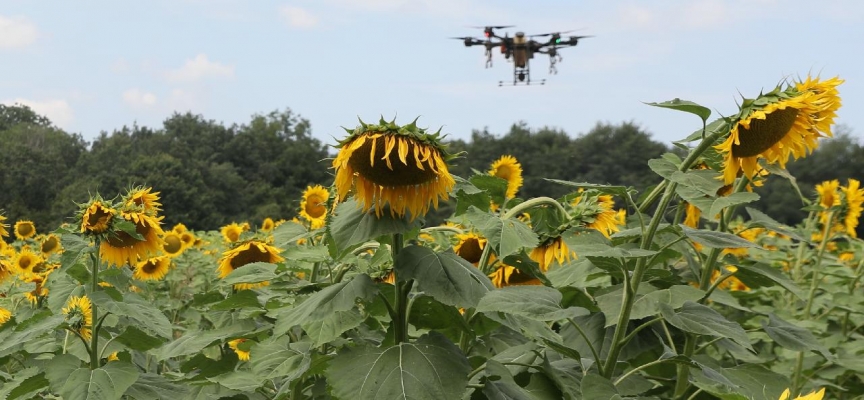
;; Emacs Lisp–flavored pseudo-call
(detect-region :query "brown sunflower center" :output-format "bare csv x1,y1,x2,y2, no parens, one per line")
42,237,59,253
141,260,160,274
347,135,439,186
305,195,327,219
107,222,151,248
18,257,32,271
163,235,183,254
86,207,112,229
456,238,483,264
494,166,513,180
18,223,34,236
181,233,195,246
229,247,271,270
731,107,800,157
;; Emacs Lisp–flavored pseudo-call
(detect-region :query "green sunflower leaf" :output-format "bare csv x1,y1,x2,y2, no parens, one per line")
327,199,418,260
763,313,832,358
250,336,313,382
476,286,588,322
0,367,46,400
221,262,277,285
708,192,760,217
395,245,494,308
480,359,537,400
660,301,752,350
90,291,173,338
645,98,711,122
680,225,759,249
745,207,806,241
273,274,377,336
59,233,92,272
463,206,539,259
302,308,365,346
114,326,165,352
52,359,139,400
544,179,632,197
153,320,256,361
125,373,189,400
325,332,470,400
733,262,805,299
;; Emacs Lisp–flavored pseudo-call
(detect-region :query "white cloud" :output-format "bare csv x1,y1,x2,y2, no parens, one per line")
111,58,130,73
1,98,73,127
122,88,158,107
165,54,234,82
279,6,318,29
0,15,39,49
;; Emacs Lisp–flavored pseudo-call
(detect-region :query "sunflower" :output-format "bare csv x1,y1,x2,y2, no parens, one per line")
715,75,843,185
300,185,330,229
0,213,9,238
260,217,275,233
162,231,185,257
779,388,825,400
488,265,541,288
530,237,574,272
62,295,93,341
123,186,162,214
332,117,456,219
217,240,284,290
14,220,36,240
24,274,48,304
454,232,487,266
40,234,62,256
171,223,188,234
710,265,749,292
80,200,116,235
489,155,524,199
13,247,42,276
0,307,11,325
228,339,252,361
842,178,864,237
134,256,171,281
378,270,396,285
221,222,247,243
0,259,12,282
180,231,196,248
571,194,624,238
723,227,764,258
683,202,701,228
100,212,164,267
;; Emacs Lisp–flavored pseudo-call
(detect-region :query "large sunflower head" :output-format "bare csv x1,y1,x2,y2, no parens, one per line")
134,256,171,281
299,185,330,229
62,295,93,341
332,117,457,220
221,222,247,243
453,232,487,266
14,220,36,241
217,240,285,290
715,75,843,185
489,155,524,199
79,198,117,235
100,212,165,267
122,186,162,214
13,247,43,276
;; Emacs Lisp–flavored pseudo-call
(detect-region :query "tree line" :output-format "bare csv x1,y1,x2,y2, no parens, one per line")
0,104,861,233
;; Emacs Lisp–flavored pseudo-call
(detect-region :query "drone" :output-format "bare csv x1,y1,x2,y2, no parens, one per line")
452,25,591,86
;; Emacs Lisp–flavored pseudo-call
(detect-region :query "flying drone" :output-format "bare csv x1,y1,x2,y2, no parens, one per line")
452,25,591,86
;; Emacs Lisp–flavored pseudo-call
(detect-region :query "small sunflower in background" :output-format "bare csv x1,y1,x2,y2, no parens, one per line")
24,274,48,304
217,240,284,290
161,231,185,258
100,211,165,267
123,186,162,214
453,232,487,266
489,264,541,288
171,222,188,234
14,220,36,241
0,212,9,238
0,307,11,325
134,256,171,281
13,247,42,276
39,234,62,257
228,338,252,361
300,185,330,229
221,222,247,243
0,259,13,283
79,198,117,235
683,202,701,228
260,217,275,233
62,295,93,340
814,178,864,238
489,155,524,200
332,117,456,219
710,265,750,292
570,192,626,238
715,75,843,185
179,231,196,249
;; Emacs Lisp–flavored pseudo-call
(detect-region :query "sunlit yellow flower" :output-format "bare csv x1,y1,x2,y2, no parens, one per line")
217,240,284,290
530,237,574,272
220,222,246,243
454,232,487,266
684,202,701,228
106,352,119,362
816,179,841,210
123,186,162,214
489,155,524,199
63,295,93,340
172,223,188,234
134,256,171,281
300,185,330,229
332,118,456,219
489,264,541,288
842,178,864,237
710,265,749,292
180,231,196,249
80,200,116,235
716,75,843,185
14,220,36,240
162,231,185,257
0,259,13,282
100,212,164,267
40,234,62,256
261,217,275,233
778,388,825,400
13,247,42,276
24,274,48,304
589,195,624,237
0,213,9,238
228,339,251,361
0,307,11,325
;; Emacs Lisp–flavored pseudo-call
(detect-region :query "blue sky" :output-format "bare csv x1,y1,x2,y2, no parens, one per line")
2,0,862,147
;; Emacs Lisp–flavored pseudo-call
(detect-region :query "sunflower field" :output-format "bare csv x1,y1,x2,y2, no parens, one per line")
0,75,860,400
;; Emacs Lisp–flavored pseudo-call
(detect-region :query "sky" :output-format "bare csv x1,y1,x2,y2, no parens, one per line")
1,0,862,147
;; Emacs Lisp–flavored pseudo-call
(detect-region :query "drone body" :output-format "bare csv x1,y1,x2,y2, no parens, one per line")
452,25,591,86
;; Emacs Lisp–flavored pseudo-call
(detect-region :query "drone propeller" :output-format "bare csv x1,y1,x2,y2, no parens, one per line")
529,30,579,38
468,25,515,30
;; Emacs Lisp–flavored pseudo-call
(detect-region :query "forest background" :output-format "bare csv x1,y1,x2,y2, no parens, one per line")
2,103,862,235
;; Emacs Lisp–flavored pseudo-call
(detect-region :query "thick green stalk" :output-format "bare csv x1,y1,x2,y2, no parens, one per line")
392,234,412,344
90,237,101,369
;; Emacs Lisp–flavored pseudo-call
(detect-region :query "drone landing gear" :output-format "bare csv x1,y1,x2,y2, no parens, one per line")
499,66,545,86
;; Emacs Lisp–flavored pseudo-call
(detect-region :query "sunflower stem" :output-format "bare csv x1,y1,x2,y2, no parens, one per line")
392,233,411,344
90,237,101,370
502,196,568,222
